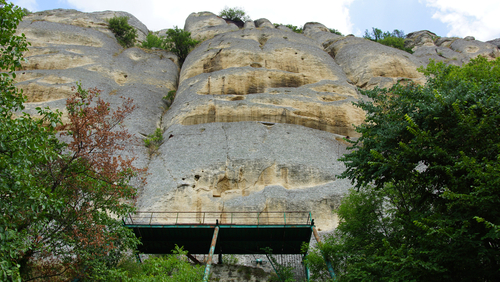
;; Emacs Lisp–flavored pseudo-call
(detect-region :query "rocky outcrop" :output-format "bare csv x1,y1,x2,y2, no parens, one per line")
406,30,500,66
184,12,238,41
15,9,500,231
487,38,500,48
304,23,426,89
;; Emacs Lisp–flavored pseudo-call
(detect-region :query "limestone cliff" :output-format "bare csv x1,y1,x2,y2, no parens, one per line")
14,9,500,231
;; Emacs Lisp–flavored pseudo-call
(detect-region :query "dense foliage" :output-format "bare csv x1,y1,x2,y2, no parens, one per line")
141,32,165,49
108,16,137,48
96,246,204,281
141,27,198,65
164,26,199,64
307,57,500,281
218,6,251,22
364,27,412,53
1,3,143,280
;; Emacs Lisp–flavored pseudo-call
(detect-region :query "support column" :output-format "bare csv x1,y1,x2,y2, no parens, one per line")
202,224,220,282
303,253,310,282
312,226,336,280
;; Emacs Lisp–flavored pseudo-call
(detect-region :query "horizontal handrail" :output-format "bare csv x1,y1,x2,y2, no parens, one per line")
124,211,312,226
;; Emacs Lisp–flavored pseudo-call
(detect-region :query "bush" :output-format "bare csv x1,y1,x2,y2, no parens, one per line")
164,26,199,64
329,28,343,36
274,23,303,33
94,245,204,281
108,16,137,48
162,90,176,107
364,27,412,53
140,28,198,65
141,32,165,49
144,128,163,155
219,6,251,22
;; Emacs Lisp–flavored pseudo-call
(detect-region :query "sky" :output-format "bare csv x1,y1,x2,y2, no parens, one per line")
10,0,500,42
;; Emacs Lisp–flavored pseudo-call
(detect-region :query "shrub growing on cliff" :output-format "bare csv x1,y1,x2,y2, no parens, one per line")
274,23,303,33
164,26,199,64
307,57,500,281
144,127,163,155
108,16,137,48
329,28,343,36
141,32,165,49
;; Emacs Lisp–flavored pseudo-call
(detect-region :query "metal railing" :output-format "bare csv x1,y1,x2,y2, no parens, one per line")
124,211,312,226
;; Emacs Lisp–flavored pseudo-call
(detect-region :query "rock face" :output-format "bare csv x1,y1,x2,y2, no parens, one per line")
16,9,179,170
139,20,362,229
15,9,500,231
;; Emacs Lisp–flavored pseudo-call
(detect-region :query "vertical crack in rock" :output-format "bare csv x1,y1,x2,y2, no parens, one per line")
221,124,230,172
214,124,231,198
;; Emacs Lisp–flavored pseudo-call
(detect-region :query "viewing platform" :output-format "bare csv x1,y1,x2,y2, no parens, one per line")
124,211,314,254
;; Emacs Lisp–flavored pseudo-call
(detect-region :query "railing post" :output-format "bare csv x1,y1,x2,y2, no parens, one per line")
176,212,179,224
202,222,220,282
149,212,153,225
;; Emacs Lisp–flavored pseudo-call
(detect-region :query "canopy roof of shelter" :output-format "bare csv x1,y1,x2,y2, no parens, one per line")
124,211,314,254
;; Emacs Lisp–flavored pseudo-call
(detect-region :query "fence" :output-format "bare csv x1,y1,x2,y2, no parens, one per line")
124,211,312,226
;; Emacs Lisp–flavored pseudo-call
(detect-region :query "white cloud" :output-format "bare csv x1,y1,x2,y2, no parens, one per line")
11,0,37,11
60,0,354,34
422,0,500,41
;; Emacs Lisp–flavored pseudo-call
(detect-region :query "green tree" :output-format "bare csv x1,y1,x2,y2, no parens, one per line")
1,2,143,280
164,26,199,65
1,2,41,280
218,6,251,22
309,57,500,281
364,27,412,53
108,16,137,48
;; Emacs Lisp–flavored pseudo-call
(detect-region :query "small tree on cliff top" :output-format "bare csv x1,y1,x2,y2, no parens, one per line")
164,26,199,65
219,6,251,22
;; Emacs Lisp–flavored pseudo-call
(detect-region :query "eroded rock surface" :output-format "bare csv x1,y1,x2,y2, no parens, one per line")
137,122,348,230
15,9,500,231
184,11,238,41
